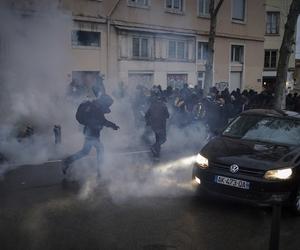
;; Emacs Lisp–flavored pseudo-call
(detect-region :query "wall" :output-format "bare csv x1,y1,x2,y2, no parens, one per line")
264,0,295,70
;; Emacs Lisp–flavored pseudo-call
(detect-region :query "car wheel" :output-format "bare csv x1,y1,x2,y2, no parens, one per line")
291,187,300,216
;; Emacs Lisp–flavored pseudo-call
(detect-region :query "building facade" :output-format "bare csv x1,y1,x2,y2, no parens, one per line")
263,0,296,92
3,0,265,93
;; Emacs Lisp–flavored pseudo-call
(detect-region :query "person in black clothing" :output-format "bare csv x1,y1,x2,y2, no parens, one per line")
286,93,295,111
62,94,119,175
145,94,169,158
180,83,192,103
92,74,106,97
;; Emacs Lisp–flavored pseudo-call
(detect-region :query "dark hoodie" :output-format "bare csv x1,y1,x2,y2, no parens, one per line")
82,100,117,138
145,99,169,132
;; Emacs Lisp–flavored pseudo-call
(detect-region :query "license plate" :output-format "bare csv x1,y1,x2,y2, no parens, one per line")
214,175,250,190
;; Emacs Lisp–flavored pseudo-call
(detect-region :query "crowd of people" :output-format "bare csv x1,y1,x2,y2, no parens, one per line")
63,77,299,173
286,92,300,111
129,83,284,135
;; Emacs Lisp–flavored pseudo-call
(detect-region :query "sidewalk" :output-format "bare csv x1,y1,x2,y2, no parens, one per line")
0,161,64,193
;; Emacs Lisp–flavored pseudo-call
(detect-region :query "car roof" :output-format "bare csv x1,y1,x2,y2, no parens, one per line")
241,109,300,119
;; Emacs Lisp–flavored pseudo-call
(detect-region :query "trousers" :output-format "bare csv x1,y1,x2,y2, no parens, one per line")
151,129,166,157
65,136,104,173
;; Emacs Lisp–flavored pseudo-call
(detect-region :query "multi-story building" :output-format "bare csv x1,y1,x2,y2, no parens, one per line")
3,0,265,93
263,0,296,92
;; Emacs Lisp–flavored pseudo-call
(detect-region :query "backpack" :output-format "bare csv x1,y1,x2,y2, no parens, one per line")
76,101,93,125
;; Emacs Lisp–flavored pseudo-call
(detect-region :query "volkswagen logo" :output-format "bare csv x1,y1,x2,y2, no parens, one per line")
230,164,239,174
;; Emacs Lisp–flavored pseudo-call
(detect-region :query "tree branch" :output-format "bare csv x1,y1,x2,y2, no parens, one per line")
213,0,224,18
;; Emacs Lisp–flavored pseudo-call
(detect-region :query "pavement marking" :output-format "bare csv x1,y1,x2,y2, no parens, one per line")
46,160,63,163
111,150,151,156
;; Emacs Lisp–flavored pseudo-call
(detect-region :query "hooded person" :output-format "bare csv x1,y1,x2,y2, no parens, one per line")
92,73,106,98
62,94,119,176
145,93,169,159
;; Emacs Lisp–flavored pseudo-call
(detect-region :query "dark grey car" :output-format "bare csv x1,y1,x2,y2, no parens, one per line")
193,109,300,214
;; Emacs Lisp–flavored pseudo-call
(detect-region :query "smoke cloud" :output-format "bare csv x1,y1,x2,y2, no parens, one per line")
0,2,81,168
0,2,209,201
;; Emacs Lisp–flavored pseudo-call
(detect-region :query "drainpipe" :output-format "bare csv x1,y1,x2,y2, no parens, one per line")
106,0,121,84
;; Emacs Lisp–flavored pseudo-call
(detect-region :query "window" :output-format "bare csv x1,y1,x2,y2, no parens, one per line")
266,12,279,35
264,50,277,69
132,37,149,58
128,0,149,7
232,0,246,22
197,42,208,61
72,30,100,47
198,0,210,17
231,45,244,63
70,71,101,98
168,40,187,60
177,41,185,59
168,41,176,58
197,71,205,88
166,0,183,12
223,115,300,146
128,73,153,88
167,73,188,89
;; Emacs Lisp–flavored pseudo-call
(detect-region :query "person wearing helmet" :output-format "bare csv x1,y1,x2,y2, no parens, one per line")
62,94,119,177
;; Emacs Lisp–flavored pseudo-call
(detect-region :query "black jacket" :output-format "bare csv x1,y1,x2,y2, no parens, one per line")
81,101,117,138
145,99,169,132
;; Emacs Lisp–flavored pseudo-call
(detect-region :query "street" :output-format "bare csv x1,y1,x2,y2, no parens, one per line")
1,0,300,249
1,149,300,250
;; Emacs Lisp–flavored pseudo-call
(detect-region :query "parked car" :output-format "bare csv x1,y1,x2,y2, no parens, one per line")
193,109,300,214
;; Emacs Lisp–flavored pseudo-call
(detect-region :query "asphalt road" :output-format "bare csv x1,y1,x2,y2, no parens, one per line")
1,150,300,250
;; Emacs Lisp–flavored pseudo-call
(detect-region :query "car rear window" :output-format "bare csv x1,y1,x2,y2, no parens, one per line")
223,114,300,146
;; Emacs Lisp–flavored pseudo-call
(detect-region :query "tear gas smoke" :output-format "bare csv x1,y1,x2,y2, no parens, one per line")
0,2,80,168
77,154,198,201
0,2,210,201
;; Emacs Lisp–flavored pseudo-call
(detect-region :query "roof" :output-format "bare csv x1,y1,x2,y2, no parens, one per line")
241,109,300,119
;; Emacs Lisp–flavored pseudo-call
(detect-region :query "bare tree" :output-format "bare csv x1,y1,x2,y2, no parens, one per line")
273,0,300,109
203,0,224,95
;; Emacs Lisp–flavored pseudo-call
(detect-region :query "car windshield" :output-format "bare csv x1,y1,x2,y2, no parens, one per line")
223,114,300,146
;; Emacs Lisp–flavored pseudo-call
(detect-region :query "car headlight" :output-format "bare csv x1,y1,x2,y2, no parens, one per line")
195,153,209,169
264,168,293,180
